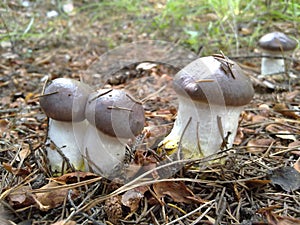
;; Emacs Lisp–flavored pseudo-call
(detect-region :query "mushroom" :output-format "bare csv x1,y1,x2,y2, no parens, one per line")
39,78,92,174
159,55,254,159
83,89,145,176
258,31,297,75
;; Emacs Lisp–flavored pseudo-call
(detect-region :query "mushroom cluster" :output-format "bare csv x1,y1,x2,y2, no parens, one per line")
258,32,297,75
39,78,145,176
159,55,254,159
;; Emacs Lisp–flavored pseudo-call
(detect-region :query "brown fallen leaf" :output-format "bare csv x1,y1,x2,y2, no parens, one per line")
0,119,9,134
153,181,205,204
265,124,298,141
51,220,76,225
244,179,271,189
246,138,275,153
251,114,268,123
284,90,299,102
3,163,31,177
273,103,300,119
121,186,148,212
34,182,79,211
259,207,300,225
293,158,300,173
288,141,300,155
51,171,99,184
7,186,35,209
18,146,31,161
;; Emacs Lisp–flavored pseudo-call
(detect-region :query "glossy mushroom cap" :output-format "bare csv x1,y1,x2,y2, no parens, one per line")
173,56,254,106
85,89,145,138
39,78,92,122
258,32,297,52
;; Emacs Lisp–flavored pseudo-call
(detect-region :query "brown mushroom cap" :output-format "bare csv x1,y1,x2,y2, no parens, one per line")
85,89,145,138
39,78,92,122
258,32,297,52
173,56,254,106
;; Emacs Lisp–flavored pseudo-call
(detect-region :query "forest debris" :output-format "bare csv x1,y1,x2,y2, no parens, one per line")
3,163,31,177
284,90,299,102
17,146,31,161
34,182,79,211
269,167,300,192
258,207,300,225
50,171,99,184
104,196,123,225
153,181,205,204
244,179,271,189
51,220,76,225
121,186,148,212
293,158,300,173
246,139,274,153
273,103,300,119
265,124,298,141
7,186,35,209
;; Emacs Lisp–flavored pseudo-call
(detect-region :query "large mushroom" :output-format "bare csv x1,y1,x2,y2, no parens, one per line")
158,55,254,159
83,89,145,177
39,78,92,174
258,31,297,75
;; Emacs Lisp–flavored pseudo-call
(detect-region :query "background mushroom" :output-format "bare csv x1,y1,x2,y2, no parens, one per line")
159,55,254,159
39,78,92,174
83,89,145,177
258,31,298,75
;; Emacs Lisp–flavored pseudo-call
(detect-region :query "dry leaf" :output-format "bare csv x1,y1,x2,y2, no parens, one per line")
153,181,196,204
284,90,299,102
0,119,9,134
288,141,300,155
246,139,274,153
34,182,79,211
121,187,147,212
259,208,300,225
51,220,76,225
273,103,300,119
7,186,35,209
51,171,99,184
293,158,300,173
3,163,31,177
244,179,271,189
251,114,268,123
18,146,31,161
269,167,300,192
265,124,298,141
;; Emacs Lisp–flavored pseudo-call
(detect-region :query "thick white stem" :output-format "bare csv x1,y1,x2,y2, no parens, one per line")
82,124,127,176
46,119,88,173
261,52,285,75
164,96,242,158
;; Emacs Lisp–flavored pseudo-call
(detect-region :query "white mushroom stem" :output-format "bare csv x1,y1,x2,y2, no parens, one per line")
261,52,286,75
82,124,127,176
162,96,243,158
46,119,88,173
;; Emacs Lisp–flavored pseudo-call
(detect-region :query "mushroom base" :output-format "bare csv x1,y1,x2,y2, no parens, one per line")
161,98,243,159
261,53,286,75
82,125,127,177
46,119,87,174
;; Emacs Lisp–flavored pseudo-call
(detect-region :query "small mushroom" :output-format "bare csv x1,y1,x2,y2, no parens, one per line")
159,56,254,159
39,78,92,174
83,89,145,176
258,31,297,75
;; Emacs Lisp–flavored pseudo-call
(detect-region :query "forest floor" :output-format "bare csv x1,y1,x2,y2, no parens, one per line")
0,1,300,224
